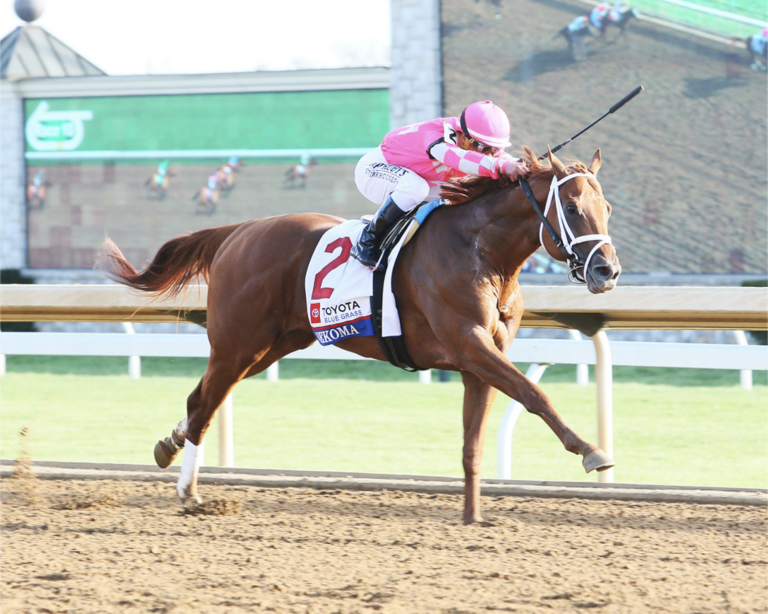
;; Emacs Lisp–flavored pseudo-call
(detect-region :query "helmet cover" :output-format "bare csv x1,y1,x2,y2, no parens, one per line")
460,100,512,149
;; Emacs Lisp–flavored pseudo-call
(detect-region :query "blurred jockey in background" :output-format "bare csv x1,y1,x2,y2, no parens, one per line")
609,1,630,21
224,155,241,171
749,27,768,67
156,159,170,183
568,15,590,34
352,100,529,270
590,2,611,29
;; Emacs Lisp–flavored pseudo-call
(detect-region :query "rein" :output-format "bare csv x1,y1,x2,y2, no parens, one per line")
519,173,613,284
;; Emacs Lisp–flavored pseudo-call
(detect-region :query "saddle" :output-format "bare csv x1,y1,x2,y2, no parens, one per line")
376,198,444,272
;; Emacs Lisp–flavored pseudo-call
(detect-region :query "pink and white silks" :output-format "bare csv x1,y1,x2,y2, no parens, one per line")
354,117,519,212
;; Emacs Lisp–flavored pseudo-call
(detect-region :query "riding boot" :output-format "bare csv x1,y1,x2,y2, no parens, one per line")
351,196,409,270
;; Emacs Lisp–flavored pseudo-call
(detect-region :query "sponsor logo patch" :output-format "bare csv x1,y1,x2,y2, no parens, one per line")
310,302,321,324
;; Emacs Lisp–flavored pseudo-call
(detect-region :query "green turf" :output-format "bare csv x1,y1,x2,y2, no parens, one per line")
631,0,766,38
1,357,766,488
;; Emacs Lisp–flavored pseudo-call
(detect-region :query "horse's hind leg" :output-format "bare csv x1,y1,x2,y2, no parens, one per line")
154,419,187,468
174,332,316,501
175,349,248,501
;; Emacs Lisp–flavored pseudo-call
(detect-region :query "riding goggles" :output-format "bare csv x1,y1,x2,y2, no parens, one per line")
467,138,500,156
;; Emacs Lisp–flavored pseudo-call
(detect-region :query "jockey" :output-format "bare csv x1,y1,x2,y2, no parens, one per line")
609,2,629,21
352,100,528,269
568,15,590,35
590,2,611,29
223,156,240,175
296,151,311,177
751,27,768,57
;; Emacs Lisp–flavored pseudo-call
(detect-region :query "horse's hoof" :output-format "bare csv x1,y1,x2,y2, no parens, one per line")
582,449,615,473
177,483,202,504
154,438,181,469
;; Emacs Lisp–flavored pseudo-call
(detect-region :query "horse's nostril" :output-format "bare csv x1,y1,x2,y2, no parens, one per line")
593,265,613,281
611,266,621,280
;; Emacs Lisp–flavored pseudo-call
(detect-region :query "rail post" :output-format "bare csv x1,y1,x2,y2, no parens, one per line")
496,363,549,479
218,393,234,467
734,331,752,390
266,362,279,382
592,331,614,483
121,322,141,379
568,329,589,385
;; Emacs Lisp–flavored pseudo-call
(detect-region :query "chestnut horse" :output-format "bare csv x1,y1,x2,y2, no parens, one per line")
100,147,620,524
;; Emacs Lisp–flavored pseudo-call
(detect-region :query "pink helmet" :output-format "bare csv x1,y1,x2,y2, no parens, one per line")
460,100,512,149
763,27,768,37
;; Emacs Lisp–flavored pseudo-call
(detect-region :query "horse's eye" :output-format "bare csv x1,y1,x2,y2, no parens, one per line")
565,203,578,215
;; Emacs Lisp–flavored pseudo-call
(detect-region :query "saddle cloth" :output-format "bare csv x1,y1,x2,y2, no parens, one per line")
305,201,444,347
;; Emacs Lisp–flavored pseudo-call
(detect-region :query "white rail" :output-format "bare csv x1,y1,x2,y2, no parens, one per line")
3,332,765,369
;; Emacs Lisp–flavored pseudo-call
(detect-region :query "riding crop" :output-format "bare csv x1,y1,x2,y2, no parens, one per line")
539,85,644,160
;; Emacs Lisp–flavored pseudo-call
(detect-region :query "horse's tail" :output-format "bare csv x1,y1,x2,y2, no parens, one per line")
97,224,242,297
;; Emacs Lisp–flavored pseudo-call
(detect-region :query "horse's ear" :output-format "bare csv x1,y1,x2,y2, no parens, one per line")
522,146,535,165
548,146,567,179
588,148,602,176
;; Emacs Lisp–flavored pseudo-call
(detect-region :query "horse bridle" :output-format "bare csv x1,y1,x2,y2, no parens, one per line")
519,173,613,284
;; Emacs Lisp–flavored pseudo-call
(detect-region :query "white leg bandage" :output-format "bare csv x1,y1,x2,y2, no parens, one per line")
177,440,204,500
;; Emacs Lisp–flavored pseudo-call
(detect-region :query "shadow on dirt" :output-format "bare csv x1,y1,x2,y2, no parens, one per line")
683,75,748,99
503,48,575,83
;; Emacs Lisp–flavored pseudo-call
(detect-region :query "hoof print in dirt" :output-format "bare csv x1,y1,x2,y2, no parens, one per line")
181,499,242,516
53,494,123,511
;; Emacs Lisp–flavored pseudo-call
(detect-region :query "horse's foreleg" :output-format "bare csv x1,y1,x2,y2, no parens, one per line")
457,330,613,473
461,372,498,525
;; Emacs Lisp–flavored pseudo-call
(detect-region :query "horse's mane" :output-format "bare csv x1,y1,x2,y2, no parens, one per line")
440,146,590,206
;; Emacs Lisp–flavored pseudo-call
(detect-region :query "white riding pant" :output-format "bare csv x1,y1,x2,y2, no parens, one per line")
354,147,438,213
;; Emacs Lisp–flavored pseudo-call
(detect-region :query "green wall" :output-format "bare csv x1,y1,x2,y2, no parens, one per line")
24,89,389,155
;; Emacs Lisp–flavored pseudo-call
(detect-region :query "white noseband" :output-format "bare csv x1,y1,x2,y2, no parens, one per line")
538,173,614,281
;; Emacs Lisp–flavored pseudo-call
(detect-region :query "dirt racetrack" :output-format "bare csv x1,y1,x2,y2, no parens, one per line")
2,474,766,613
441,0,768,274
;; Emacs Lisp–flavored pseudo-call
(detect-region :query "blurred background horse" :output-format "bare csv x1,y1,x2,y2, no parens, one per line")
559,15,592,61
193,173,221,215
26,170,52,210
746,28,768,71
145,160,173,200
284,153,317,189
216,156,244,196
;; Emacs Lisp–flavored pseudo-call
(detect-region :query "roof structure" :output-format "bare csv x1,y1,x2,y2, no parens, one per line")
1,25,105,81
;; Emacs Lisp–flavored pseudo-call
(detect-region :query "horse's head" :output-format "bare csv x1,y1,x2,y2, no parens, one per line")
534,147,621,294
